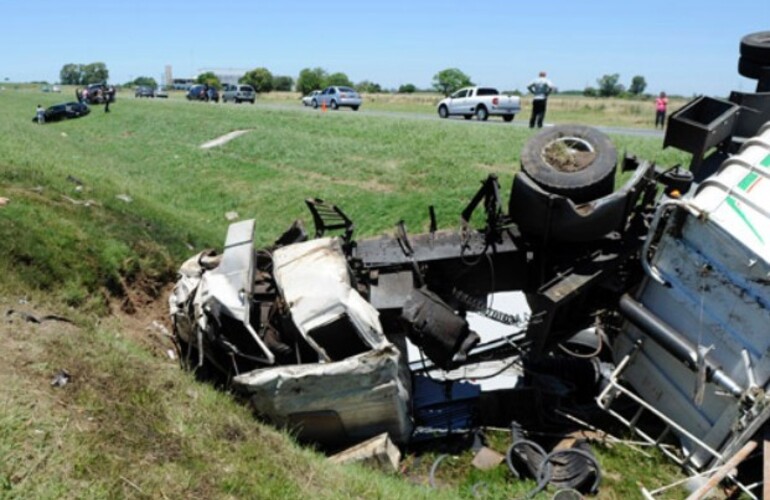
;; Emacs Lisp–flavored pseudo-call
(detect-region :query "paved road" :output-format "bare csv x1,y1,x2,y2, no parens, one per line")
258,100,666,139
177,98,666,140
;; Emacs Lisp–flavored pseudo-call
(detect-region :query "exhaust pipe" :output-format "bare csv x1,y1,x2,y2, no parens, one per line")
619,294,743,398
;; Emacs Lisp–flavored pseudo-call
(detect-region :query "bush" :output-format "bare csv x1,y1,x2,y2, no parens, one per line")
241,68,274,93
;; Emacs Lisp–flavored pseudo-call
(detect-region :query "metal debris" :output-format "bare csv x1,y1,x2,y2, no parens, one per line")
51,370,70,387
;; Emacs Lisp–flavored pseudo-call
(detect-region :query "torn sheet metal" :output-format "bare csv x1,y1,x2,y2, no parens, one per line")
272,237,388,361
232,344,412,445
169,220,274,367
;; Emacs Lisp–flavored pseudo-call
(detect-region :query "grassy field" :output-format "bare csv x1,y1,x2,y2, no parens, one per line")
0,87,695,498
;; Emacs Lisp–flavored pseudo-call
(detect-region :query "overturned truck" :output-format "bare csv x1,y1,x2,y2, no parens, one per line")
170,32,770,497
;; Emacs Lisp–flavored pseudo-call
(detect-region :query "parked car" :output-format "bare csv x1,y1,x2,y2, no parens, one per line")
84,83,116,104
312,86,361,110
437,86,521,121
222,84,256,103
302,90,321,106
135,86,154,98
31,102,90,123
154,87,168,98
186,84,219,102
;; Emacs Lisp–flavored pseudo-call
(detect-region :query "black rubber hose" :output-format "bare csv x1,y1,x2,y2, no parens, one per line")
537,448,602,495
429,454,450,489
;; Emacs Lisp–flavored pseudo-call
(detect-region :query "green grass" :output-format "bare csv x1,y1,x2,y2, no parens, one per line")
0,87,693,498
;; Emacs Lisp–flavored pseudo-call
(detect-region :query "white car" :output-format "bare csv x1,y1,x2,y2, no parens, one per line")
437,86,521,122
302,90,321,106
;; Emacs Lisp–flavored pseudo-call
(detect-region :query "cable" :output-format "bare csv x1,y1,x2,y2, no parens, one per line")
557,327,604,359
536,448,602,495
429,454,450,489
507,421,602,497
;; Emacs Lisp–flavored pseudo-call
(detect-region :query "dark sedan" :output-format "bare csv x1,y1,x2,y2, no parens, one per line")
186,84,219,102
135,86,154,98
32,102,90,123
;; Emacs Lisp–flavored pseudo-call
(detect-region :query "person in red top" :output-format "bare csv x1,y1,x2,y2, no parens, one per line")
655,91,668,129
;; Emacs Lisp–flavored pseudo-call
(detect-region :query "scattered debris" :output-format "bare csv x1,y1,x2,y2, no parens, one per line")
0,197,9,207
66,175,83,186
471,446,505,471
329,433,401,473
115,194,133,203
199,129,251,149
148,320,171,338
51,369,70,387
62,195,99,207
6,309,73,324
224,211,239,221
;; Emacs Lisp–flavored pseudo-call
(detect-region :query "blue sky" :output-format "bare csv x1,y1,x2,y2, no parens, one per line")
3,0,767,96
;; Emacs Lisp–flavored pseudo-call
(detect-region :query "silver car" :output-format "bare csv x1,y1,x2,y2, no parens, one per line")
222,84,256,104
302,90,321,106
312,86,361,111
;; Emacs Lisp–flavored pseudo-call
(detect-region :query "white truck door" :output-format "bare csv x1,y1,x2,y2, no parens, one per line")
447,89,469,115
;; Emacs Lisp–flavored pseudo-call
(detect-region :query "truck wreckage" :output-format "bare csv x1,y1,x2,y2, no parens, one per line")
170,33,770,497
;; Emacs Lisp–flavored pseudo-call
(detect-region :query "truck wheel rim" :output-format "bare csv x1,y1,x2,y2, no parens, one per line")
540,137,597,173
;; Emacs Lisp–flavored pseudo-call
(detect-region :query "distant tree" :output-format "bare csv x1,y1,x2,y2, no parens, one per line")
356,80,382,93
583,86,598,97
272,75,294,92
432,68,473,96
597,74,623,97
327,72,353,87
196,71,221,89
81,62,109,84
629,75,647,96
133,76,157,88
241,67,273,92
398,83,416,93
59,63,82,85
296,67,328,95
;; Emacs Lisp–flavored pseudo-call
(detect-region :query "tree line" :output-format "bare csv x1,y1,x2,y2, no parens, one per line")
59,63,653,98
59,63,109,85
583,74,649,97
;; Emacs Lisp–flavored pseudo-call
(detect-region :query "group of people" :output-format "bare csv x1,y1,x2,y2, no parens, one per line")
75,84,116,112
524,71,669,130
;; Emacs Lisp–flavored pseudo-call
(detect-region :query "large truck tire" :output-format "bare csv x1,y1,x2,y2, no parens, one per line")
520,125,617,203
740,31,770,64
738,56,770,80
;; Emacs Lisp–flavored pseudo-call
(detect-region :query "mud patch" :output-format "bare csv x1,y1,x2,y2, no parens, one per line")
200,130,251,149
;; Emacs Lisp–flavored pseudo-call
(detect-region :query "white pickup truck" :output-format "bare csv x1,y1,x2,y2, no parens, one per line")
437,87,521,122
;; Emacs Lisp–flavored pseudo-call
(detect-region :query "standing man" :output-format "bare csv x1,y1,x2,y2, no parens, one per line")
36,104,45,124
655,91,668,129
104,86,114,113
527,71,554,129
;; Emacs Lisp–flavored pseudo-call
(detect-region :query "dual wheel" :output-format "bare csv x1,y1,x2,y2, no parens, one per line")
738,31,770,89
